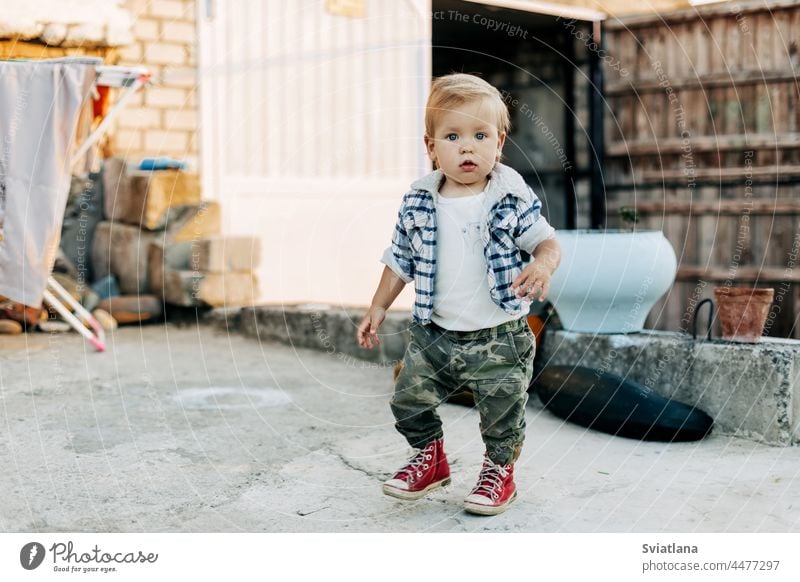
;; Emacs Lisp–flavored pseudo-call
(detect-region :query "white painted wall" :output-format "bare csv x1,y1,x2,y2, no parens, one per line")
199,0,430,309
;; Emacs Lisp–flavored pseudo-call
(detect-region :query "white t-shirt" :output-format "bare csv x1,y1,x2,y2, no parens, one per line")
431,192,518,331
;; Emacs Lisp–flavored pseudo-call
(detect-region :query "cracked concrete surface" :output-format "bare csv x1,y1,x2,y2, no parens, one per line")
1,323,800,532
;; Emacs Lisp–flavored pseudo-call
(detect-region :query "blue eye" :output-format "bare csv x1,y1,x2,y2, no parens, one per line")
476,132,487,141
445,133,458,141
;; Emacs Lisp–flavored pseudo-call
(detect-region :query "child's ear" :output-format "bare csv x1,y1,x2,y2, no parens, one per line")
496,131,507,158
423,134,437,162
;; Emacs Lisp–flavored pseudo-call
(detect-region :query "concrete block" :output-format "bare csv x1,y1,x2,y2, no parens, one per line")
129,170,200,229
97,295,162,324
160,21,196,44
161,271,258,307
540,330,800,446
92,221,159,294
147,0,187,19
117,107,161,130
132,18,159,41
162,236,260,272
101,157,128,221
145,87,187,108
144,129,189,153
102,159,202,230
113,129,142,151
165,201,222,242
227,306,800,448
143,42,186,66
164,109,197,129
238,305,412,366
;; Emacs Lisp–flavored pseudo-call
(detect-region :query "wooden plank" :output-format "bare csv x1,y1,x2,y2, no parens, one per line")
756,12,774,71
669,21,685,79
713,213,736,272
767,214,794,268
774,9,792,70
724,13,743,74
771,83,787,138
708,14,725,74
651,91,666,139
693,19,709,77
604,0,800,30
606,132,800,156
741,84,757,135
694,186,718,269
608,200,800,215
677,266,800,282
794,80,800,134
605,70,800,95
635,92,650,141
0,40,110,60
638,166,800,181
632,26,646,80
737,11,755,71
725,85,743,135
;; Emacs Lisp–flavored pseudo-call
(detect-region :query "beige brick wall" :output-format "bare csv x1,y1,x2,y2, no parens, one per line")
113,0,198,168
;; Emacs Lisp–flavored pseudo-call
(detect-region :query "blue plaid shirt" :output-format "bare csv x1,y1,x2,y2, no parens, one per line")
382,163,555,324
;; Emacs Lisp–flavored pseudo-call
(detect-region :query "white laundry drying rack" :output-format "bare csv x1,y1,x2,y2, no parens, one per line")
37,58,151,352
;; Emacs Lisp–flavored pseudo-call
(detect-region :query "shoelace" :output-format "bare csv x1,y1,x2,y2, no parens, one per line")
395,446,434,484
470,457,509,500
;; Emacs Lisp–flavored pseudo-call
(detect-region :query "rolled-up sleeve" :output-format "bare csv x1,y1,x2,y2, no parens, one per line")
380,245,413,284
381,200,415,284
514,186,556,253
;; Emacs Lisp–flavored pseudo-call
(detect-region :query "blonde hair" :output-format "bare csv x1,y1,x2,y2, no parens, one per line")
424,73,510,138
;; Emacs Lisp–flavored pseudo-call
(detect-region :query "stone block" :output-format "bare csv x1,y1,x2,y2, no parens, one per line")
127,170,200,229
92,222,159,294
101,157,128,221
540,330,800,446
144,129,189,153
143,42,186,66
117,107,161,130
147,0,187,19
97,295,162,324
161,271,258,307
237,305,412,366
163,236,260,272
102,158,202,230
145,86,187,108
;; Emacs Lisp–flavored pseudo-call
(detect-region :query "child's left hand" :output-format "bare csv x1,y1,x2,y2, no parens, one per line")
511,262,553,302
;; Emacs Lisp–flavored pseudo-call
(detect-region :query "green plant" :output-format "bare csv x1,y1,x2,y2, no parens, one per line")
618,205,640,225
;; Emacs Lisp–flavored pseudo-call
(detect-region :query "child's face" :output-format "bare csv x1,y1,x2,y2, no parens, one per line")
424,98,506,190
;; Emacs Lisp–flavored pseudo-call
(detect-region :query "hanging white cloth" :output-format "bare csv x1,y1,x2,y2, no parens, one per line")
0,61,95,306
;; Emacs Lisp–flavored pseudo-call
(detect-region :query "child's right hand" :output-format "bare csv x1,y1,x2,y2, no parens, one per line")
356,306,386,349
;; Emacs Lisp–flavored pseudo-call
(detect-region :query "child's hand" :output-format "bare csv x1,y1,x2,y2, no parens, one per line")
511,262,553,302
357,306,386,349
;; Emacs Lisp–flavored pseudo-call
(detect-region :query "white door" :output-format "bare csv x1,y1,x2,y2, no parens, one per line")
198,0,430,308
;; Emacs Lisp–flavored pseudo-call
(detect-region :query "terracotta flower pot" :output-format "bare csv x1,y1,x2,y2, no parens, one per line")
713,287,774,342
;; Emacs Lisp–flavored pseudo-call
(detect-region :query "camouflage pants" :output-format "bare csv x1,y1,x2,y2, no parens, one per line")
390,318,535,465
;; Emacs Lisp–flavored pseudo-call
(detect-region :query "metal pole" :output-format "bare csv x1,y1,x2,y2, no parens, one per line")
588,20,606,229
563,25,577,229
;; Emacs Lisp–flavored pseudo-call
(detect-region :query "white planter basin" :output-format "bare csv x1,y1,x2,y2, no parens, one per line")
548,229,677,333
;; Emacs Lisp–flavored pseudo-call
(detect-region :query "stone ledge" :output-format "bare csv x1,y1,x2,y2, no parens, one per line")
540,330,800,446
233,304,412,365
206,305,800,446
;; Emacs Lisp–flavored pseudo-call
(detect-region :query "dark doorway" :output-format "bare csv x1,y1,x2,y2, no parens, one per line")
431,0,600,229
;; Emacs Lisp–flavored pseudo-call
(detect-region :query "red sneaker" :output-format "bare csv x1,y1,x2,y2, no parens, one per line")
463,455,517,515
382,438,451,500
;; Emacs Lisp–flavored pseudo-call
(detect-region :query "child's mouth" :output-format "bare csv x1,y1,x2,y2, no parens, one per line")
460,161,477,171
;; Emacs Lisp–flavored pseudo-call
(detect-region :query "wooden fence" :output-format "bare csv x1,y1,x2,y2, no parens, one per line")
603,0,800,338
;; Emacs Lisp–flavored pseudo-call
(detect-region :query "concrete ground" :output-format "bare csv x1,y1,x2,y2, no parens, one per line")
1,323,799,533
